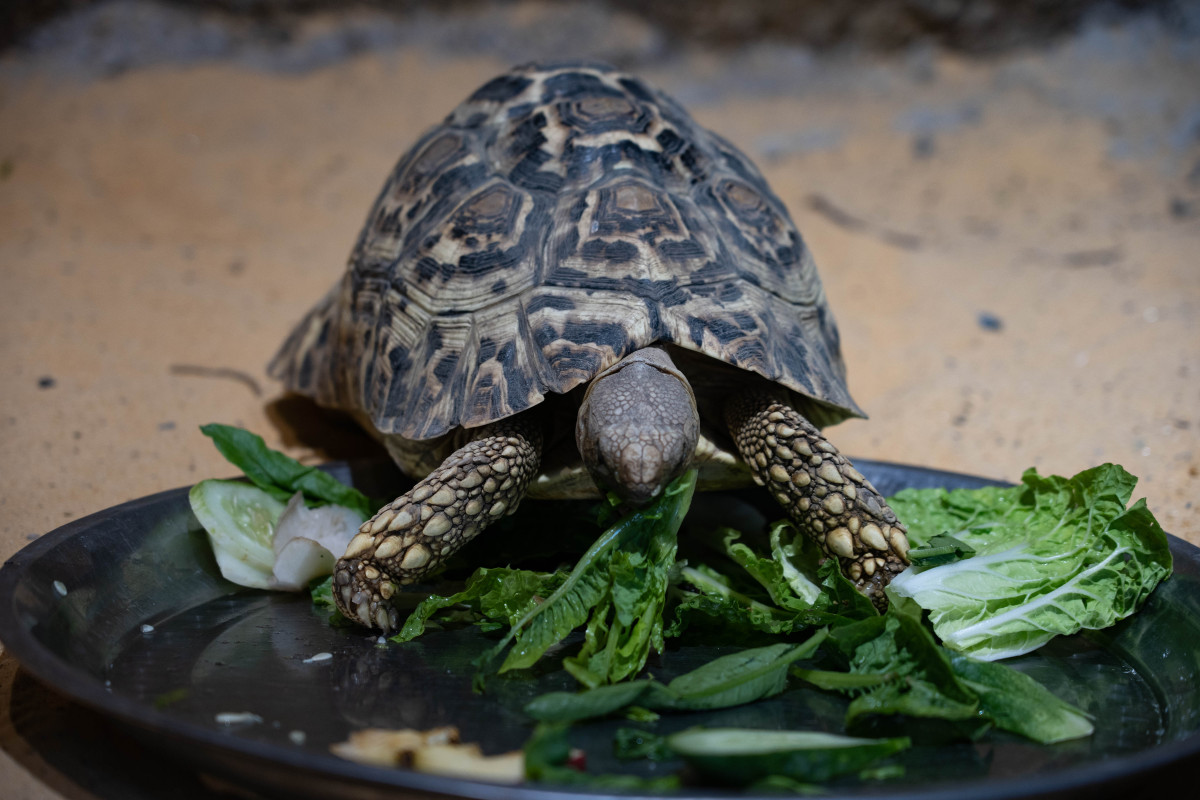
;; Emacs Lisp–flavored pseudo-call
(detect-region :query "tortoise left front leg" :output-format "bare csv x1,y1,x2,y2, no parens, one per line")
725,390,910,608
333,418,542,632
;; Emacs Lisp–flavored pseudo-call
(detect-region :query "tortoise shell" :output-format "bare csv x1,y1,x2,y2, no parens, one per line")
271,61,863,447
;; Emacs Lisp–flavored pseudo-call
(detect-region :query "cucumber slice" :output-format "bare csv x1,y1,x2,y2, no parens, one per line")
665,728,910,784
189,479,285,589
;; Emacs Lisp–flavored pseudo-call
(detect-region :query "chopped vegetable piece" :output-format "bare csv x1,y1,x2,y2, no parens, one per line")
215,712,264,726
270,491,363,590
411,744,525,783
665,728,910,785
906,532,976,566
189,479,283,589
330,726,460,767
272,492,364,558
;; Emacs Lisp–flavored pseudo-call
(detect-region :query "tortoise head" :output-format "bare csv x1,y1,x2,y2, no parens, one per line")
575,347,699,505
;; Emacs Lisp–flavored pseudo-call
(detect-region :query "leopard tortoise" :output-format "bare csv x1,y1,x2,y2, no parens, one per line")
270,61,911,632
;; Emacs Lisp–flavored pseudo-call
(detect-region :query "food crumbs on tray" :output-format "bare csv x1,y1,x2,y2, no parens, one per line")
412,744,525,784
53,580,67,596
302,652,333,663
331,726,460,767
215,712,264,726
141,624,155,634
289,730,307,745
330,726,523,782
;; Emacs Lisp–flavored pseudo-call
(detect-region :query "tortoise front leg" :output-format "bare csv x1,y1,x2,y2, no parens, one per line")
725,390,910,609
334,418,543,631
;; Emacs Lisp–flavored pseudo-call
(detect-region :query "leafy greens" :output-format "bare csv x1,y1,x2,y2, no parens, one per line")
200,423,374,517
887,464,1172,660
452,469,695,690
194,426,1176,787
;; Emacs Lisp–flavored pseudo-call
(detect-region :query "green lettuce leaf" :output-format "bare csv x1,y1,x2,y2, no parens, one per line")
887,464,1172,660
471,470,696,689
562,509,678,687
391,566,569,642
525,637,827,723
946,652,1094,743
666,564,812,641
835,612,982,729
200,423,374,518
722,523,823,609
799,598,1092,744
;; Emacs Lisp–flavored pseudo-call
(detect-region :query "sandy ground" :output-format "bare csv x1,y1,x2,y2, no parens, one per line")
0,2,1197,797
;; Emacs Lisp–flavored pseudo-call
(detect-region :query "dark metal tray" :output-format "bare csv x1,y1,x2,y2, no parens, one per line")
2,459,1197,800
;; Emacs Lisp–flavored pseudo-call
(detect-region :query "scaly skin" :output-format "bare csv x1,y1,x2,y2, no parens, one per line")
332,418,542,631
725,390,910,609
335,371,911,631
576,347,699,504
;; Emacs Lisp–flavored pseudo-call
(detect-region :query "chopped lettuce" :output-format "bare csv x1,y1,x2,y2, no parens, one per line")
391,566,570,641
811,599,1094,744
887,464,1172,660
827,606,983,732
466,469,695,689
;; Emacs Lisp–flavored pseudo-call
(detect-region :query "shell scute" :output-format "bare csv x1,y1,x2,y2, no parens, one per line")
270,61,862,442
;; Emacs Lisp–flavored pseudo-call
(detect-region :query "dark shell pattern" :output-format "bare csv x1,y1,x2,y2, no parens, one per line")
271,62,862,441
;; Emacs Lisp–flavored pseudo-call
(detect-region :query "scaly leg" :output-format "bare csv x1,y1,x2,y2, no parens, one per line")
725,390,910,609
333,418,543,631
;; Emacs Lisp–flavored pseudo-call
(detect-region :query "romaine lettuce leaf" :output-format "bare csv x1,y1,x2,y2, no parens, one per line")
887,464,1172,660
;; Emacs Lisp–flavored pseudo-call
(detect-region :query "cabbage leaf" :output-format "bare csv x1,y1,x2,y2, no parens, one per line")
887,464,1172,660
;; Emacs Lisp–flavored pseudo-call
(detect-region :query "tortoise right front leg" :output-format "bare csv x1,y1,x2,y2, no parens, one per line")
725,390,910,609
334,419,543,631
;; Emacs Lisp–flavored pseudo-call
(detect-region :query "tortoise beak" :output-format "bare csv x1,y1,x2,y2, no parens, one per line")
576,347,699,507
596,433,682,506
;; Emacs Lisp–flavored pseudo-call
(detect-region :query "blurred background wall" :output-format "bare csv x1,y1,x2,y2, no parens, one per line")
2,0,1198,543
2,0,1186,54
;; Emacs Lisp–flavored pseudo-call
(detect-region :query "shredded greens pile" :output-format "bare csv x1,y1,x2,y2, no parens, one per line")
193,425,1174,789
